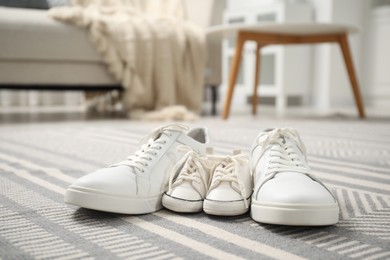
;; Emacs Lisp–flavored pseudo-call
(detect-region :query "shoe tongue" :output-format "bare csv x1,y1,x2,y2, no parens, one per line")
153,130,174,142
283,136,299,148
257,130,277,143
183,156,194,170
153,132,164,141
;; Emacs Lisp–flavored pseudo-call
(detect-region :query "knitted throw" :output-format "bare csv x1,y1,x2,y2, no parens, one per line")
49,0,206,117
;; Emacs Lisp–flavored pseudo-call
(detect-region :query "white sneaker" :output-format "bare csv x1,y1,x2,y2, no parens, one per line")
65,124,209,214
203,151,253,216
250,128,339,226
162,146,213,213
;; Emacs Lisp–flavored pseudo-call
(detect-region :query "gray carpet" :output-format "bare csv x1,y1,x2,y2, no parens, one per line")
1,117,390,259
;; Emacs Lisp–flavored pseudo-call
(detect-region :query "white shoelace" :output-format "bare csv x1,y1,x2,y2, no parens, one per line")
208,154,250,208
252,128,310,177
112,124,189,173
168,146,209,196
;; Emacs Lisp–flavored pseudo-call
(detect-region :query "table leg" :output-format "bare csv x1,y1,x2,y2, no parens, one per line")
252,43,262,115
338,34,366,118
222,33,246,119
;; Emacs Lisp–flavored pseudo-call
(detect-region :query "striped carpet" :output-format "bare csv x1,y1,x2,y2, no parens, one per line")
1,118,390,259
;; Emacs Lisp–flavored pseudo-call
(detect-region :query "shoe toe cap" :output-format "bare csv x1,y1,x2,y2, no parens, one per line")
207,183,243,202
70,166,137,196
168,182,203,201
255,172,336,205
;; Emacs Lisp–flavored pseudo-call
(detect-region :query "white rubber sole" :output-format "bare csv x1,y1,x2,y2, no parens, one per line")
65,185,163,214
251,200,339,226
162,193,203,213
203,198,251,216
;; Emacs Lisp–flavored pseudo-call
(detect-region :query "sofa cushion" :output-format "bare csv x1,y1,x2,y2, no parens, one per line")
0,60,117,85
0,7,103,63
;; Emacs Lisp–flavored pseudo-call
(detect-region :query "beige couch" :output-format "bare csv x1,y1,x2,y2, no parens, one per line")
0,1,223,112
0,6,118,90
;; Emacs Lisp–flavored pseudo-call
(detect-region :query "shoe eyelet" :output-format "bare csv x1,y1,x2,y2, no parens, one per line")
158,147,162,150
145,163,148,166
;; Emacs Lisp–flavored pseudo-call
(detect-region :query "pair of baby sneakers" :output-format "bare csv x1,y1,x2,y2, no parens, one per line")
162,147,253,216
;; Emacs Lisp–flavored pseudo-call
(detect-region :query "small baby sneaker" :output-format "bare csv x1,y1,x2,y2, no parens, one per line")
162,146,214,213
203,150,253,216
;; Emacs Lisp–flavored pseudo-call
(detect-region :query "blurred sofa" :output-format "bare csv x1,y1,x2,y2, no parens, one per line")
0,1,223,112
0,6,118,89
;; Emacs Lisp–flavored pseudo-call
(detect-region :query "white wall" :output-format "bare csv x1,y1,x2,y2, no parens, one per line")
329,0,367,106
306,0,368,112
363,4,390,109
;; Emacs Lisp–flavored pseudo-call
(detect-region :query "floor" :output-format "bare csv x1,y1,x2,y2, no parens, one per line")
0,104,389,125
0,109,126,124
1,113,389,259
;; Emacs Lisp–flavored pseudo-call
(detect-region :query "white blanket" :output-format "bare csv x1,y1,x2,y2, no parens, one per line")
49,0,206,117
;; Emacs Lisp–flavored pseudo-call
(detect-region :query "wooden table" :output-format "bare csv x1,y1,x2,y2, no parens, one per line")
206,23,366,119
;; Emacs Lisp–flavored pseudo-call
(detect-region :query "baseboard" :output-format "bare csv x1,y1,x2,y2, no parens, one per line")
246,96,303,106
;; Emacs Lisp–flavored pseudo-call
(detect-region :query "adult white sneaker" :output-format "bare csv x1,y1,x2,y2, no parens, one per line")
162,146,213,213
203,151,253,216
250,128,339,226
65,124,209,214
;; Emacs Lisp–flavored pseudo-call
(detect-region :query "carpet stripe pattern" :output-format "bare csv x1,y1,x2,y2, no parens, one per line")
0,119,389,259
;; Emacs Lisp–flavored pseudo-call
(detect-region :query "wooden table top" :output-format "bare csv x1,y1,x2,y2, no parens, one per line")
206,23,359,40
